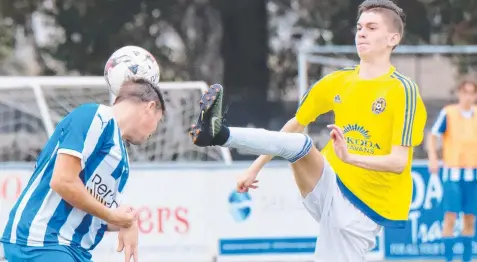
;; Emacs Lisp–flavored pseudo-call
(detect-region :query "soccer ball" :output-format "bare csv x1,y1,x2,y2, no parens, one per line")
104,45,160,95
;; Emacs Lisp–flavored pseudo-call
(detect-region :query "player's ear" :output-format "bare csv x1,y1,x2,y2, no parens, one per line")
388,32,400,48
146,101,157,111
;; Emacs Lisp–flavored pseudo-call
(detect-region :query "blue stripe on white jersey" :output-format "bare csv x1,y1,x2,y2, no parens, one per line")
1,103,130,251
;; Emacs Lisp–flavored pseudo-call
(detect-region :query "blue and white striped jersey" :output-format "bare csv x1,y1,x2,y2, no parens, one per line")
1,103,129,252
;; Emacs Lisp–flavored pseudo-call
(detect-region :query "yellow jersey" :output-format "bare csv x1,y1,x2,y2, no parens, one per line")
296,65,427,228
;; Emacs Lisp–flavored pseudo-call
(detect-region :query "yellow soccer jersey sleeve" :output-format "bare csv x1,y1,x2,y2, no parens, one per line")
390,78,427,147
296,68,354,126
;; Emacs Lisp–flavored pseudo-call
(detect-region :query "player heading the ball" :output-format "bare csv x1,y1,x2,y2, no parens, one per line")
190,0,427,261
1,78,165,261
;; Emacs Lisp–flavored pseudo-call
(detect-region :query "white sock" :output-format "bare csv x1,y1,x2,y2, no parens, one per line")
223,127,313,163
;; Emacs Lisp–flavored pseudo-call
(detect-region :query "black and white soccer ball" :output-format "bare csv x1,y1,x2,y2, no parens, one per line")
104,45,160,95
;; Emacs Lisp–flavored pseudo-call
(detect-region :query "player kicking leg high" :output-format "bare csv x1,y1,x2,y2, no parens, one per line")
1,79,165,262
191,0,427,261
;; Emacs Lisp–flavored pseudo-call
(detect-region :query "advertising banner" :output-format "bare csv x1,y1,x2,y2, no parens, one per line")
3,162,466,261
211,166,384,262
92,168,214,262
0,165,214,262
384,163,474,260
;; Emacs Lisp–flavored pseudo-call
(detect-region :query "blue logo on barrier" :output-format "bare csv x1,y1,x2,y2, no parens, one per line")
228,190,252,222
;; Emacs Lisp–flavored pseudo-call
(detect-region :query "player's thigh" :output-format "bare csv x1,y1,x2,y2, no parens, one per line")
297,152,336,223
291,147,326,197
315,192,381,262
461,181,477,216
442,181,462,214
3,243,77,262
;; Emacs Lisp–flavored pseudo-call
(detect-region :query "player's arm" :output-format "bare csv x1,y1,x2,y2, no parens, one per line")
347,82,427,174
427,109,446,160
50,105,135,228
247,74,335,173
50,154,116,224
107,224,121,232
346,146,409,173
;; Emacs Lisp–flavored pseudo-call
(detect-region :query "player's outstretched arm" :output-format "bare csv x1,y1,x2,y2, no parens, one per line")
50,154,136,228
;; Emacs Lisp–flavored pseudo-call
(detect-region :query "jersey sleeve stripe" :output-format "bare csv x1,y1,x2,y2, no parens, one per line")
393,72,417,146
298,84,314,109
407,80,417,146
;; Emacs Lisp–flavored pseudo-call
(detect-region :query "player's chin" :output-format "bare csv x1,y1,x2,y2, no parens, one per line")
128,136,148,145
356,48,371,57
356,44,376,55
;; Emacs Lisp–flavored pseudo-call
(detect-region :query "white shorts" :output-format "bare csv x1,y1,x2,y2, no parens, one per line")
302,158,382,262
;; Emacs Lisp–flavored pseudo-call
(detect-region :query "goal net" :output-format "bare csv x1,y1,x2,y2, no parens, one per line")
0,77,232,164
297,45,477,159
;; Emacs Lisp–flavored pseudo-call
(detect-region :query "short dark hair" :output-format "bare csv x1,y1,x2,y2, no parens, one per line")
358,0,406,37
457,79,477,93
114,78,166,112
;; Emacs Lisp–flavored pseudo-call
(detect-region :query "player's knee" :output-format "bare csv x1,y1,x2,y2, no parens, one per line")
288,134,313,163
444,212,457,227
463,215,476,232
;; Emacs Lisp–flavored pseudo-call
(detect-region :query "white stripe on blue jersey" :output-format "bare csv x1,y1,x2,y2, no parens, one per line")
431,109,447,137
1,103,130,251
442,166,477,182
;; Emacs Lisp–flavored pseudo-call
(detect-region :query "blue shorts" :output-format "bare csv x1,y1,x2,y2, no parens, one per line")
2,242,92,262
443,180,477,215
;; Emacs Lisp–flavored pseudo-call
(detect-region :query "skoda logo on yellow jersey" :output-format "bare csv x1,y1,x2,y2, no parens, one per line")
342,124,381,154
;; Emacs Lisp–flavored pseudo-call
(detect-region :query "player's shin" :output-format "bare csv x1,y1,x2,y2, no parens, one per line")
221,127,313,163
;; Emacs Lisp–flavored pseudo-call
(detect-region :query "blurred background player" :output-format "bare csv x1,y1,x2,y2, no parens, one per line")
427,80,477,262
0,79,165,262
190,0,427,261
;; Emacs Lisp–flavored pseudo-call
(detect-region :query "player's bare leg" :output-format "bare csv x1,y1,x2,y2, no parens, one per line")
190,84,325,197
442,212,457,261
461,214,475,262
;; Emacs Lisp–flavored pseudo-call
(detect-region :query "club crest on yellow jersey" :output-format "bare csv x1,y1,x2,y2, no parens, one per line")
372,97,386,114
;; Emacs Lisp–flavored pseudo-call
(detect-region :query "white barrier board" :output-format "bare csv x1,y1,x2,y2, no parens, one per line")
0,163,384,261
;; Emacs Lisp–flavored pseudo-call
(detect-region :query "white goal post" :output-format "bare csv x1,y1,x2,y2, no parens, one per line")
0,77,232,164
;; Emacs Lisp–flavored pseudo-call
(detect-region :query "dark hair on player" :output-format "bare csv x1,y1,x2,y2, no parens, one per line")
456,79,477,93
114,78,166,112
357,0,406,37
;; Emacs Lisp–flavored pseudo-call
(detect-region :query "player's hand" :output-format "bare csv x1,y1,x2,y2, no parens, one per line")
428,156,440,175
108,206,138,228
117,220,139,262
327,124,350,163
237,169,259,193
